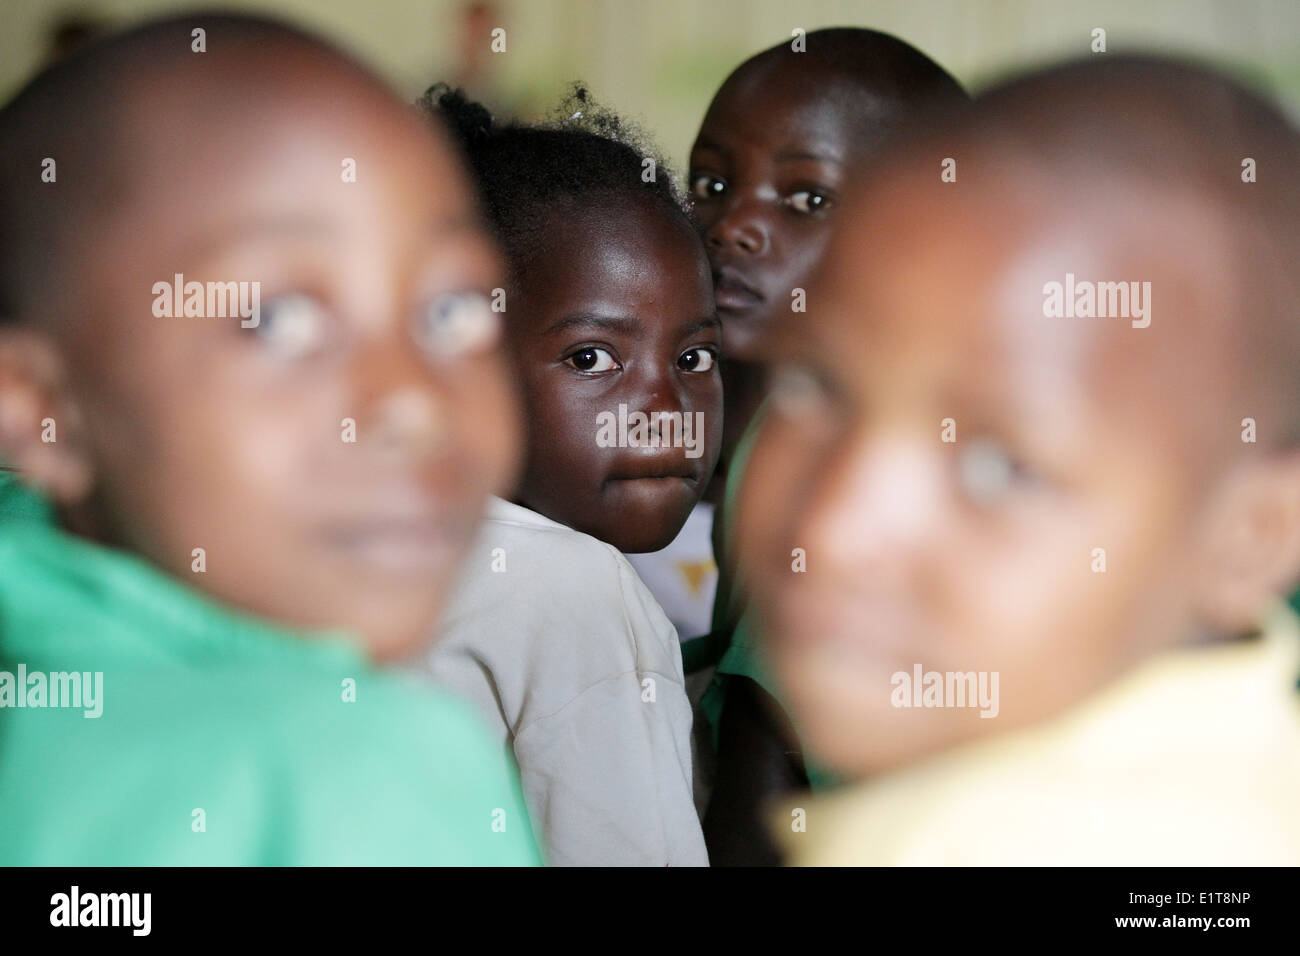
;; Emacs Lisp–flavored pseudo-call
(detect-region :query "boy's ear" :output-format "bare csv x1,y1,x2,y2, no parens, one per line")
0,328,93,505
1191,451,1300,633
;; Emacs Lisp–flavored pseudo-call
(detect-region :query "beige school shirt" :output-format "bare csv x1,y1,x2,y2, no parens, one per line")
777,603,1300,866
419,497,707,867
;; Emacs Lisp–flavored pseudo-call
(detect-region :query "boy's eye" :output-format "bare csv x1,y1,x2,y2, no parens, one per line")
690,174,726,202
567,347,619,373
957,437,1034,507
678,347,717,372
785,189,832,215
415,291,499,359
252,294,329,358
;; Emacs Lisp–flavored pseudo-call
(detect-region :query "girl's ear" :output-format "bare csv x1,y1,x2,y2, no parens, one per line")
0,328,93,505
1190,450,1300,634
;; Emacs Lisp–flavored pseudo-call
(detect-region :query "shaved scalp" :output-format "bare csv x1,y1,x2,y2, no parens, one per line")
732,27,968,131
0,13,391,322
862,55,1300,446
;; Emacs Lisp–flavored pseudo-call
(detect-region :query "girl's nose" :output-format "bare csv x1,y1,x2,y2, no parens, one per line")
706,197,769,256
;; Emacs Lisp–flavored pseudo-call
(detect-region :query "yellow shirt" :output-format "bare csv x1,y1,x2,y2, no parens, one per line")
776,604,1300,865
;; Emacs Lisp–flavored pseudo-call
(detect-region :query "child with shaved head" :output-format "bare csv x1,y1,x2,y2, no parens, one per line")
0,14,538,864
686,26,967,865
737,55,1300,864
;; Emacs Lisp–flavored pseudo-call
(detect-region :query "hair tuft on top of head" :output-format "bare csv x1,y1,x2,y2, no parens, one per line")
419,83,691,282
420,82,495,149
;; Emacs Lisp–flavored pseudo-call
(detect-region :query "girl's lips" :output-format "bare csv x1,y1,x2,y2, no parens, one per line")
603,475,701,506
609,475,698,486
606,470,700,486
713,270,764,312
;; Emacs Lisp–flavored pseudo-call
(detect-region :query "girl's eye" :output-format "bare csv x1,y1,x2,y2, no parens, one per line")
415,291,499,359
785,189,832,215
252,294,329,358
678,347,717,372
567,347,619,373
957,437,1033,507
768,364,831,421
690,174,726,202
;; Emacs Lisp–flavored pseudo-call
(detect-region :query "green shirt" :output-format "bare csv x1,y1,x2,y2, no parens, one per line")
0,473,542,866
685,407,837,789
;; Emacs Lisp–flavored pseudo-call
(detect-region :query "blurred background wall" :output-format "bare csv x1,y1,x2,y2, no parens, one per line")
3,0,1298,176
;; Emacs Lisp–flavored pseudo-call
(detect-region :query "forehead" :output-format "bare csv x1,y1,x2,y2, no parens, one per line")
107,54,464,241
800,167,1239,438
519,195,710,318
698,58,888,161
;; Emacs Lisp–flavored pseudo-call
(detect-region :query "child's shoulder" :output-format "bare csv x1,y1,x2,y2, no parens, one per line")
468,497,653,601
0,659,539,865
0,520,540,865
779,617,1300,865
437,497,682,675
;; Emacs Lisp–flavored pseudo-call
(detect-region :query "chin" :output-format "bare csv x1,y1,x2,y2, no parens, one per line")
612,525,679,554
793,691,925,779
776,644,908,772
718,313,771,362
360,616,440,663
307,591,443,663
589,498,694,554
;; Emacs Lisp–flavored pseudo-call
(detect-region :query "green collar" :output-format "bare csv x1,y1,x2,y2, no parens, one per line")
0,468,363,670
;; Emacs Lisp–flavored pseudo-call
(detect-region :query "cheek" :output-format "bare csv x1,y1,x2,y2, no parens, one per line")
450,354,522,494
693,375,725,461
742,225,836,343
92,330,327,498
694,208,720,247
735,419,813,579
178,389,326,519
944,483,1195,716
770,222,833,286
520,385,604,490
100,384,320,580
953,514,1106,656
522,365,582,440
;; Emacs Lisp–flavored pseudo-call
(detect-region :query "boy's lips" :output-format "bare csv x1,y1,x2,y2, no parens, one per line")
606,470,700,486
773,585,927,665
713,267,765,313
321,513,468,573
606,453,703,485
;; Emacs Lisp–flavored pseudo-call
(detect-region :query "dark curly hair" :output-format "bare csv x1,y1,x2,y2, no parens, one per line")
420,83,693,282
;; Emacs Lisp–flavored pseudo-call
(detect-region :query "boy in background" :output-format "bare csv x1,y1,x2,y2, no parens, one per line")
685,27,967,864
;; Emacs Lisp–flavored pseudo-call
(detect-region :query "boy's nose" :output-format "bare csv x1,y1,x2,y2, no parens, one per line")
353,338,450,458
369,386,446,457
633,372,688,417
706,198,769,256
